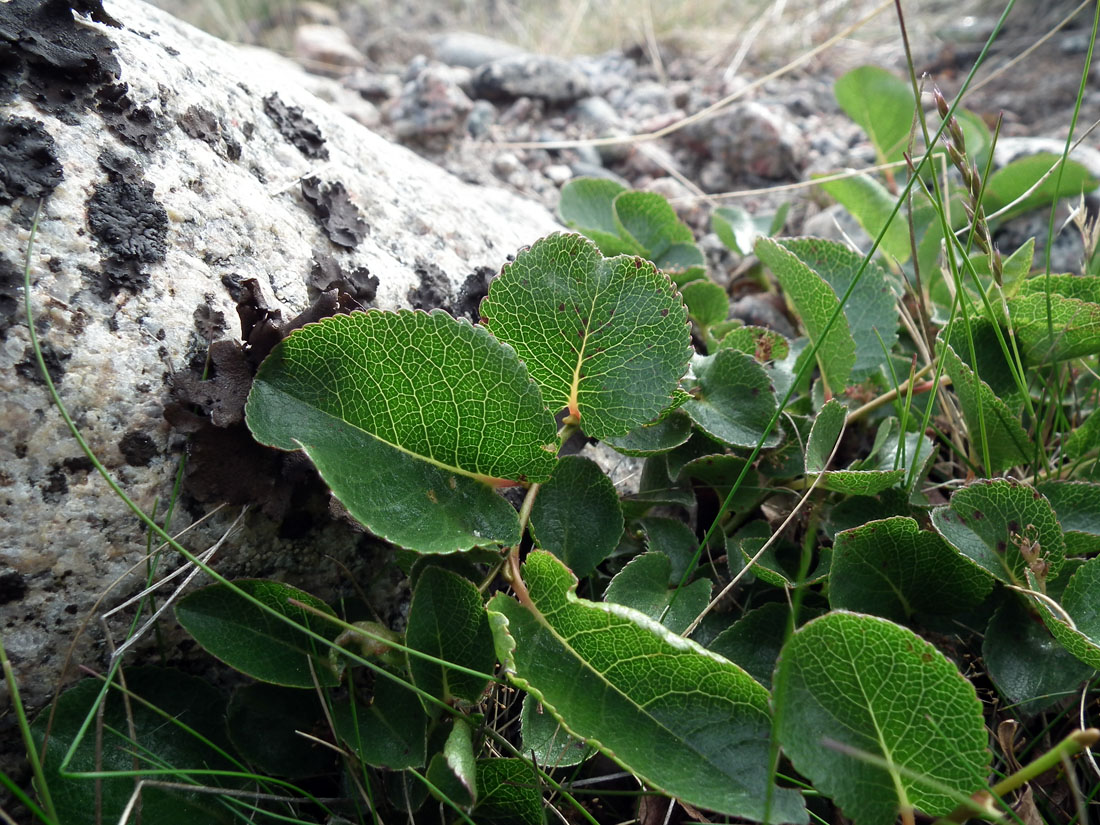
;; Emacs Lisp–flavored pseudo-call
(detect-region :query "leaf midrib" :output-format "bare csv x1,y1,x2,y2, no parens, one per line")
516,587,768,802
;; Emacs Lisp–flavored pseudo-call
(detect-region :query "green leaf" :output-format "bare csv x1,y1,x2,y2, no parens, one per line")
1065,404,1100,460
558,177,639,256
246,309,558,554
816,174,912,262
714,324,790,361
830,517,993,622
834,66,915,164
529,455,624,578
406,567,496,707
983,594,1095,714
998,236,1036,297
930,479,1066,585
712,205,769,256
708,602,823,688
1009,291,1100,363
603,408,693,456
426,719,478,809
774,612,989,825
638,515,700,585
1036,480,1100,555
227,683,331,778
804,400,903,493
176,580,341,688
680,279,729,328
474,759,545,825
683,349,782,448
33,669,237,825
1031,556,1100,669
1016,273,1100,302
653,241,707,285
985,153,1099,222
520,694,596,768
678,454,764,514
806,398,847,474
603,552,712,634
332,674,428,769
613,190,696,260
755,237,857,392
488,551,807,823
482,233,692,439
937,333,1030,473
779,238,898,377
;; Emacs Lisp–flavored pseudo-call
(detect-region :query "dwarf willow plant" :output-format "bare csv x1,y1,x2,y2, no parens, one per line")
23,45,1100,825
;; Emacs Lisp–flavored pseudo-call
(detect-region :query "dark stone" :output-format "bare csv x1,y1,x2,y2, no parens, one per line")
454,265,495,322
300,177,368,249
0,116,63,204
262,92,328,160
118,430,157,466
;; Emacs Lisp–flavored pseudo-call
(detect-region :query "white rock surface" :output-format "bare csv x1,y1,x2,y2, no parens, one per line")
0,0,559,720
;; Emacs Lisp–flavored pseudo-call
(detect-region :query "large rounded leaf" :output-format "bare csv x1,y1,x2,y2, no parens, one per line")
488,551,807,823
931,478,1065,585
481,233,692,440
176,579,341,688
775,612,989,825
246,309,558,553
830,517,992,622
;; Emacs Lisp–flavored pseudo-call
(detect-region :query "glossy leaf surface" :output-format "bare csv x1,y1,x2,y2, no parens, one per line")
775,612,989,825
530,455,624,578
756,237,856,392
931,479,1065,585
246,309,558,553
488,551,807,822
406,566,495,706
830,517,992,621
683,349,781,448
176,579,340,688
482,233,692,439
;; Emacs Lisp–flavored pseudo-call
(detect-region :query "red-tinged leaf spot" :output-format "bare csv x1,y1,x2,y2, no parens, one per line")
1009,520,1019,532
660,308,669,316
558,303,565,312
973,510,984,520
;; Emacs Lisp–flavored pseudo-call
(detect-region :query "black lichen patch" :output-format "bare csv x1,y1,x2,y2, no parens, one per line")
0,0,121,118
40,465,68,502
262,93,327,159
0,570,27,606
408,259,454,312
0,116,63,204
310,250,378,304
193,301,226,342
0,254,22,339
178,105,242,161
118,429,157,466
85,153,168,298
166,280,359,521
454,265,495,323
16,342,68,384
95,82,170,151
300,177,368,249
